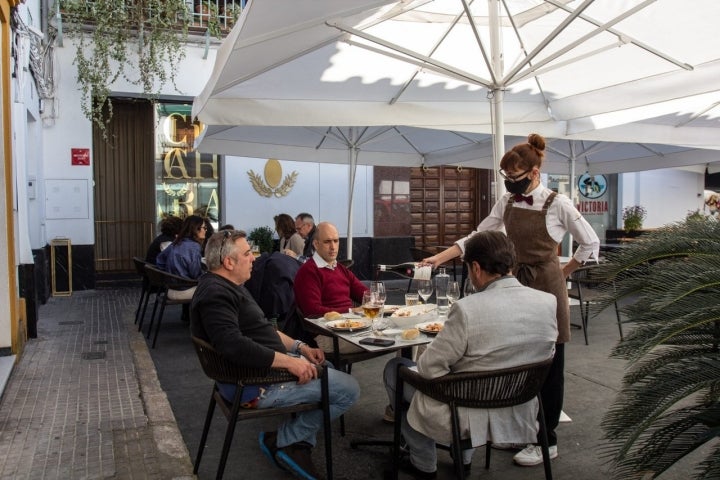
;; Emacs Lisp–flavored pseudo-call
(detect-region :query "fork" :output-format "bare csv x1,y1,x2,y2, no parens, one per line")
351,330,374,338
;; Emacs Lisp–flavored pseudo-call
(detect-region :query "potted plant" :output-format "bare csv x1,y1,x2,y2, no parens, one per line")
59,0,191,136
622,205,647,231
248,226,275,254
595,218,720,480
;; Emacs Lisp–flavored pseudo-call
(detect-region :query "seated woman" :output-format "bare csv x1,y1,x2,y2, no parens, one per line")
145,215,183,265
274,213,304,257
156,215,207,300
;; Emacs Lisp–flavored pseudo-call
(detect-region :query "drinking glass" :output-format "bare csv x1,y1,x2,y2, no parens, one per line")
417,279,434,304
447,281,460,306
404,293,419,306
362,291,386,333
370,281,389,328
370,281,387,303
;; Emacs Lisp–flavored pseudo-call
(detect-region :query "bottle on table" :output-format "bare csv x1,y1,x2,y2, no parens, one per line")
435,267,450,315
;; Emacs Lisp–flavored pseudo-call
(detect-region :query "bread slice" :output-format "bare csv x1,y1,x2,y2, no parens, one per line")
323,311,343,321
401,328,420,340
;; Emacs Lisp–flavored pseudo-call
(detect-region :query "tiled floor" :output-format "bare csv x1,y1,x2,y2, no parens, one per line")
0,289,192,479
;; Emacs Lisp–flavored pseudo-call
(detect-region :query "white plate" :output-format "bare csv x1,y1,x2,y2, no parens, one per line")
390,304,437,328
391,304,436,318
325,319,371,332
415,321,445,335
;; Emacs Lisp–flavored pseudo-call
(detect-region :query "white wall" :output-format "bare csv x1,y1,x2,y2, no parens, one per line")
223,156,373,238
41,39,217,246
619,169,705,228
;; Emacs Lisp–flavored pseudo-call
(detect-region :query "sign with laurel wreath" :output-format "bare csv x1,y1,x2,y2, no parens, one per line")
247,159,298,198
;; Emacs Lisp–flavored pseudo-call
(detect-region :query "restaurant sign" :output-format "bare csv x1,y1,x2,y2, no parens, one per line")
577,173,609,215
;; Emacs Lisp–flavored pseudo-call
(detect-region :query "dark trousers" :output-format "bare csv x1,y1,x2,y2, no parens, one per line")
537,343,564,446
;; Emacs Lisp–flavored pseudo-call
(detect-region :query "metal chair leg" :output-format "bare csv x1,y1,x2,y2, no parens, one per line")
537,396,554,480
194,389,218,474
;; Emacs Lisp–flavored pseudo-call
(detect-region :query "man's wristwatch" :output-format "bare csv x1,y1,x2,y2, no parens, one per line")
293,340,308,355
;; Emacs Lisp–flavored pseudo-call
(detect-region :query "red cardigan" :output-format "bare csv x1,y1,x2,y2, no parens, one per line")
294,258,368,317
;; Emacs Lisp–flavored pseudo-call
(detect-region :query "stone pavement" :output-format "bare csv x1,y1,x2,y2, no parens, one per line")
0,288,193,479
0,283,705,480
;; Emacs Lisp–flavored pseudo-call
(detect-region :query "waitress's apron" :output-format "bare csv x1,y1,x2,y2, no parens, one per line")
503,193,570,343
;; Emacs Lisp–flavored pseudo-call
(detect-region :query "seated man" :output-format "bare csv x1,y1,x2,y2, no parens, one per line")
191,230,360,480
294,221,369,353
383,231,558,479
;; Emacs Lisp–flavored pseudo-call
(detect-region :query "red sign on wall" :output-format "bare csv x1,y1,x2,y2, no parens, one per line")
71,148,90,166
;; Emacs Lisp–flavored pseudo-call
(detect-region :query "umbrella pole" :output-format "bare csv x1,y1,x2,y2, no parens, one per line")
489,0,505,203
346,140,358,260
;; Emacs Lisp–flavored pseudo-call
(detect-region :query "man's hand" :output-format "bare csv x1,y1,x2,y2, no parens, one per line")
301,344,325,364
283,249,298,258
286,355,319,384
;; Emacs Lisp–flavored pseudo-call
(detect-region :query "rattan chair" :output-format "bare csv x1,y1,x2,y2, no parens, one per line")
191,336,332,480
132,257,152,326
143,265,198,348
390,358,555,480
567,264,623,345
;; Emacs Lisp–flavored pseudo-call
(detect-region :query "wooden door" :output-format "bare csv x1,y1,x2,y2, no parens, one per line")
410,166,483,249
93,99,155,272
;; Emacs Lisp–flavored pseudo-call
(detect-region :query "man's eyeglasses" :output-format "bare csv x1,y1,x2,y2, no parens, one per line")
499,169,532,182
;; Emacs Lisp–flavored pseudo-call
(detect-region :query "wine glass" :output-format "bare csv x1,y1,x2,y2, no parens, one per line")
370,281,389,327
370,281,387,303
362,291,385,333
447,281,460,306
417,279,434,304
463,279,477,297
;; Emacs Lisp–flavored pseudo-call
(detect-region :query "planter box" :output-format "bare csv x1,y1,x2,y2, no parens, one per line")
605,228,655,243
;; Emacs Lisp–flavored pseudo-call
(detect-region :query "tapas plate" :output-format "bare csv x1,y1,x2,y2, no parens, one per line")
390,304,437,328
326,319,371,332
415,321,445,335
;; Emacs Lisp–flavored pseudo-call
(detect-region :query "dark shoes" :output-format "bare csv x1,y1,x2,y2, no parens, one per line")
259,431,279,468
396,457,437,479
276,441,322,480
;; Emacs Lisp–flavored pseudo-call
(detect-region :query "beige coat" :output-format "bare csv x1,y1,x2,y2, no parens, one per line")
407,276,558,446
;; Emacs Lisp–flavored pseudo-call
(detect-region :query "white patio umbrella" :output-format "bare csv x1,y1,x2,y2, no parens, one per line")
197,124,494,257
193,0,720,201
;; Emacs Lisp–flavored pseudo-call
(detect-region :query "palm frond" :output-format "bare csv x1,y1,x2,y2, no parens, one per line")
607,402,720,479
598,219,720,480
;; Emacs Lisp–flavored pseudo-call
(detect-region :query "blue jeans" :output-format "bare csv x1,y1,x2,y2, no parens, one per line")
256,366,359,448
383,357,473,473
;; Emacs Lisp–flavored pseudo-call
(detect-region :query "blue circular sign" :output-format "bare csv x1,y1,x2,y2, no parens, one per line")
577,174,607,199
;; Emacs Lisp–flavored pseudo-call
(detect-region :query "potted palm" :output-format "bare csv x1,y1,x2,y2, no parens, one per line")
595,218,720,480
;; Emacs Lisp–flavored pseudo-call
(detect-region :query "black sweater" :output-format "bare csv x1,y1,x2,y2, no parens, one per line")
190,272,286,369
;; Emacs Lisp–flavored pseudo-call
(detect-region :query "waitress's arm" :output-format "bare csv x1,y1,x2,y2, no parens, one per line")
423,244,462,269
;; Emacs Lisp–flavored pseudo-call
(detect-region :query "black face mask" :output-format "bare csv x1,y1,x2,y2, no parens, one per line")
504,176,532,195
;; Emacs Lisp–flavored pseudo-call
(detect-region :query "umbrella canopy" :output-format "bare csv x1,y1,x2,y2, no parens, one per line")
198,125,494,166
441,136,720,175
199,125,494,257
193,0,720,188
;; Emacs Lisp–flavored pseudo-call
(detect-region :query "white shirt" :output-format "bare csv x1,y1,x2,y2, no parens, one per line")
312,252,337,270
456,184,600,263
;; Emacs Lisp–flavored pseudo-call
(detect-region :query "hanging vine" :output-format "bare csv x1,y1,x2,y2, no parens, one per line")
58,0,191,136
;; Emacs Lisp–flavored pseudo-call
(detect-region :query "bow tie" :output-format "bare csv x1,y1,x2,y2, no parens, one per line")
513,194,533,205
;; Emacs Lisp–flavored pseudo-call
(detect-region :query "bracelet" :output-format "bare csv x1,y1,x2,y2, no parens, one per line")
293,340,307,355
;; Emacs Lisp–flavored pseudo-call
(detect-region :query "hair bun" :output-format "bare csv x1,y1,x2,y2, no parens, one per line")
527,133,546,152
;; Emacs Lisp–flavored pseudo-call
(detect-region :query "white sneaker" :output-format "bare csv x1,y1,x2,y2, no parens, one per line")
513,444,558,466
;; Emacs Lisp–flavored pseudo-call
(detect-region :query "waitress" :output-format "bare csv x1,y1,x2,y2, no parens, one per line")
424,133,599,467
